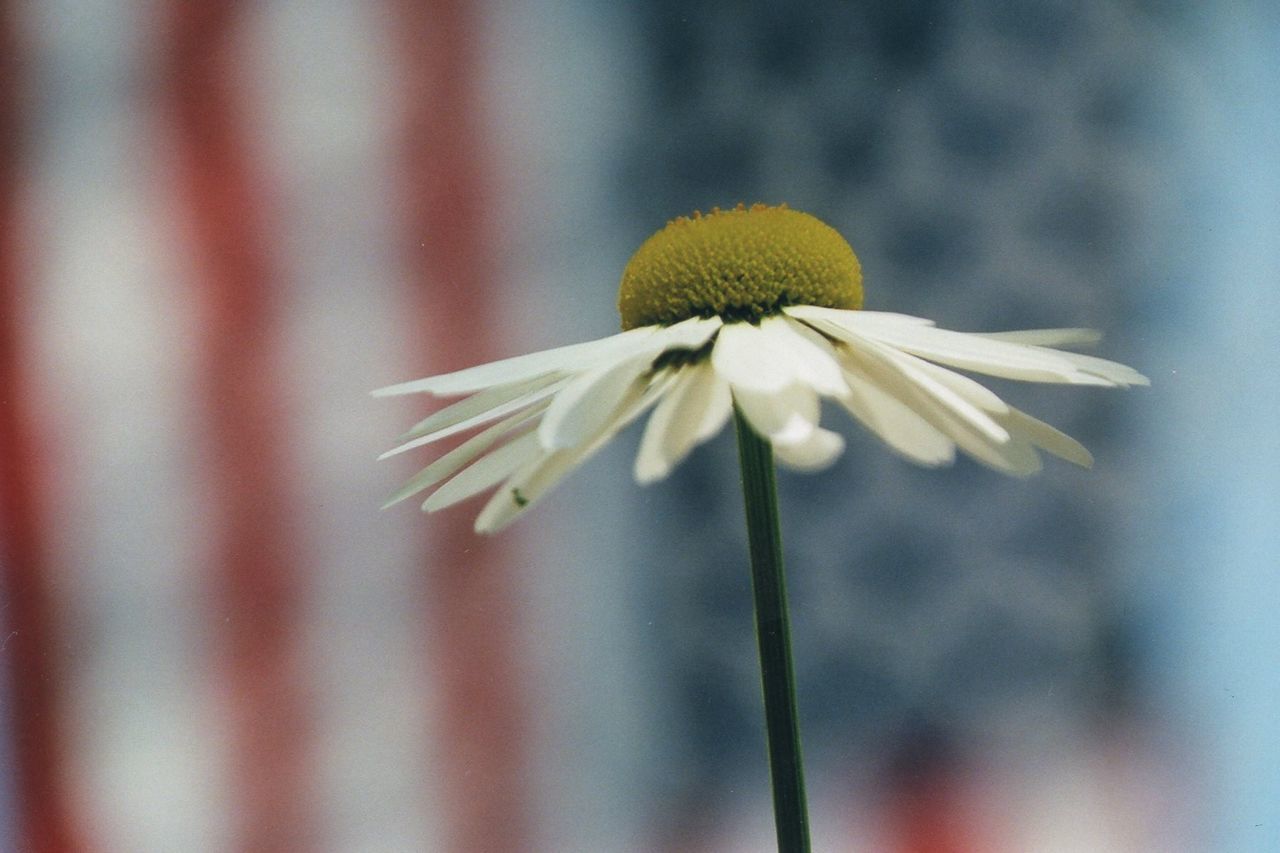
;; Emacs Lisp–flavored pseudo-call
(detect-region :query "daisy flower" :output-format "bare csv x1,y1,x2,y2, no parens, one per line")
376,203,1146,533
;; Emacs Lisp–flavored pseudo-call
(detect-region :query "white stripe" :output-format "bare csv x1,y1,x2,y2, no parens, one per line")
247,2,440,849
481,0,675,843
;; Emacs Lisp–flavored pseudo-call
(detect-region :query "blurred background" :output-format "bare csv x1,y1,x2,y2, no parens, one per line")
1,1,1276,851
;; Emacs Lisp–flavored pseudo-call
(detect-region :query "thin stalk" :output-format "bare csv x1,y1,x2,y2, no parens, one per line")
734,408,811,853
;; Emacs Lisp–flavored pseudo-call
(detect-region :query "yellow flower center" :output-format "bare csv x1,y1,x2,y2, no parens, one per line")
617,203,863,330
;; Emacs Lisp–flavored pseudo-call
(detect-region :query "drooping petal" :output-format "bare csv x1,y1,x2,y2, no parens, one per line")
474,448,578,533
808,316,1080,474
648,314,725,350
634,361,732,484
539,351,655,450
758,316,849,396
691,366,734,442
372,326,659,397
732,382,821,446
907,355,1010,415
855,339,1010,443
711,321,798,393
848,323,1116,385
381,402,549,509
1041,349,1150,387
785,305,935,329
396,373,563,441
791,306,1145,387
476,372,677,532
982,436,1043,476
772,427,845,471
833,340,1048,475
377,380,561,460
423,430,545,512
998,407,1094,468
979,328,1101,347
712,316,851,398
795,308,1134,473
837,364,955,466
537,314,724,450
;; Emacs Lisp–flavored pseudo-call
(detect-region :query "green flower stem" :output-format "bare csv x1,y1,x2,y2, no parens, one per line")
734,407,811,853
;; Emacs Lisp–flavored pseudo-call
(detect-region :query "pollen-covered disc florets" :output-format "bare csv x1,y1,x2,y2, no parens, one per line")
617,203,863,330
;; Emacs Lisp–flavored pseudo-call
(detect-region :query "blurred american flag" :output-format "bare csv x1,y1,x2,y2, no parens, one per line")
2,1,1274,852
1,2,541,849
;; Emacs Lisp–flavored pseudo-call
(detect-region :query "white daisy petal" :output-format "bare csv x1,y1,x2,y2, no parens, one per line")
649,314,725,350
692,367,734,442
539,353,661,450
793,307,1145,387
711,321,797,392
807,316,1081,475
474,448,578,533
985,437,1044,476
979,328,1101,348
477,372,676,532
998,407,1094,468
791,310,1130,473
853,339,1010,443
899,390,1042,475
423,429,545,512
1046,349,1150,387
894,357,1054,473
772,427,845,471
377,380,561,460
373,326,659,397
634,361,732,484
871,325,1142,386
908,355,1010,414
854,324,1114,385
780,313,840,351
733,383,820,446
785,305,936,329
759,316,849,396
715,314,874,399
538,314,723,451
831,340,1053,474
396,373,563,441
381,402,549,509
838,365,955,466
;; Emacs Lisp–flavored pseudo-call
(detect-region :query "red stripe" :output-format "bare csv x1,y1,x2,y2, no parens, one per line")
390,2,534,849
0,7,84,852
161,5,313,850
883,741,990,853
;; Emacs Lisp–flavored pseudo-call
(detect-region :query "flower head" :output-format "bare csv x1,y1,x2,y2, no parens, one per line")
376,203,1147,533
618,204,861,328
